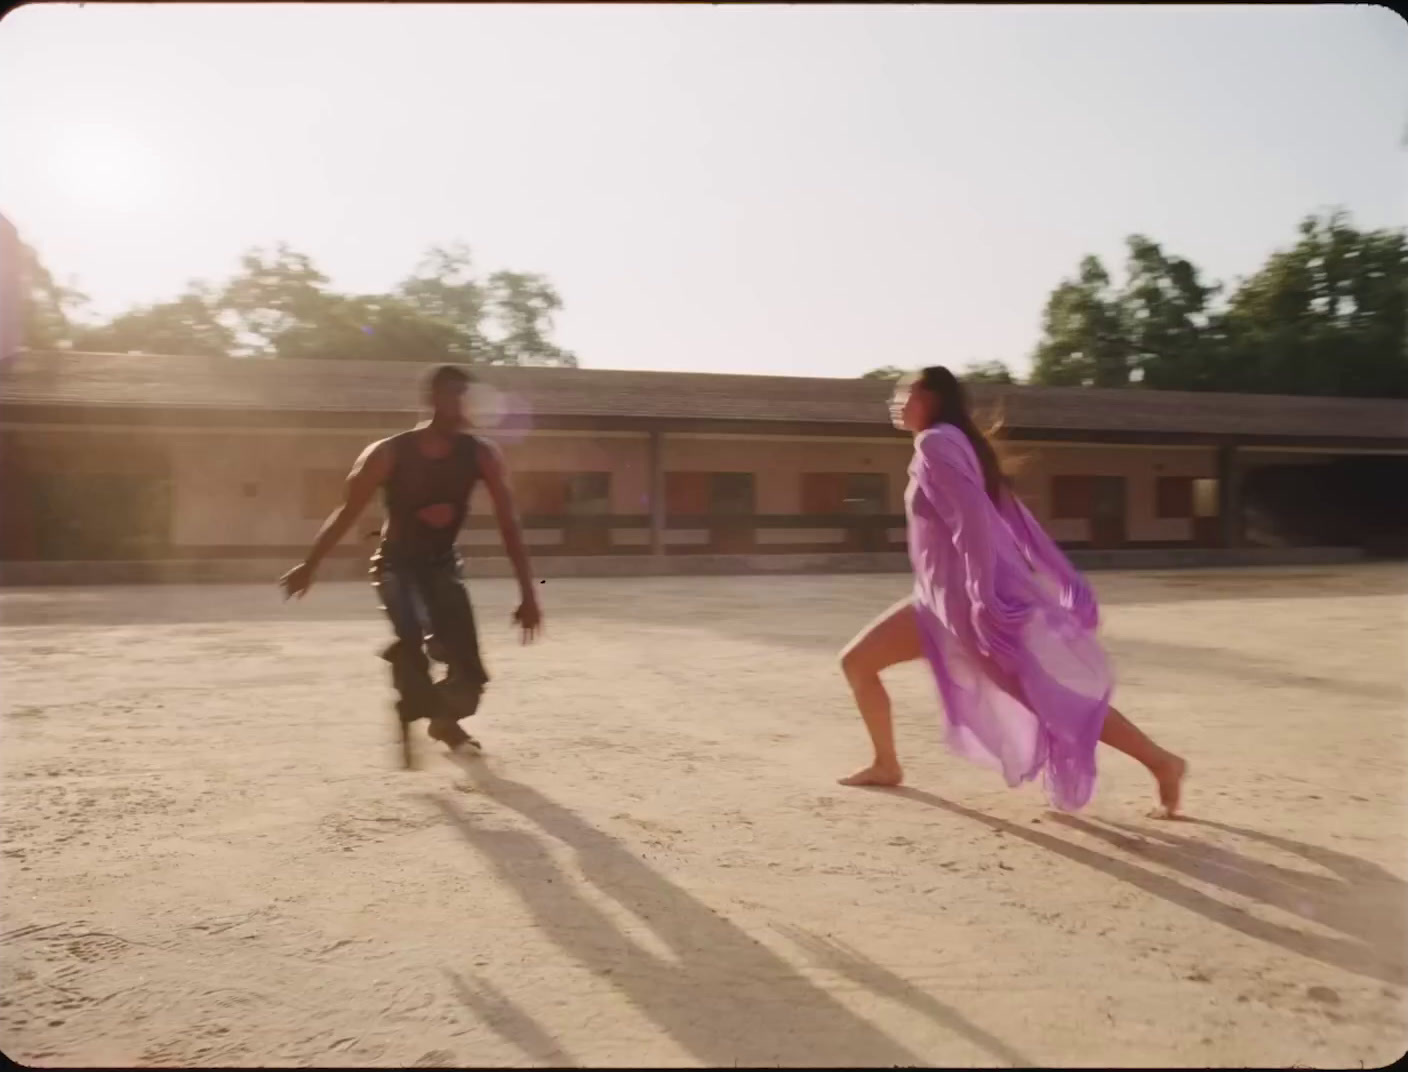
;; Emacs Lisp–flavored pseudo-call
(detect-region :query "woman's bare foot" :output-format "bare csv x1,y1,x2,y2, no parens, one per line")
839,762,904,787
1151,754,1187,818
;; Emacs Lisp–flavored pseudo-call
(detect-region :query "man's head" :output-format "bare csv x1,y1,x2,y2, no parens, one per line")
422,364,477,425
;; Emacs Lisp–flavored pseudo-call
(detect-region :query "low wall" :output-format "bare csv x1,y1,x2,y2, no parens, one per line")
0,546,1366,587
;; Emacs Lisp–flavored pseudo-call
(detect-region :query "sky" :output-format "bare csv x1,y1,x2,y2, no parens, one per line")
1,3,1404,379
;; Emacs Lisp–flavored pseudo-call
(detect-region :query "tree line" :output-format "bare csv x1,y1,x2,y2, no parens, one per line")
19,241,577,367
20,207,1406,395
868,209,1407,399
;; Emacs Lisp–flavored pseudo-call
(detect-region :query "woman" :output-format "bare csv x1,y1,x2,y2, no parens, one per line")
838,366,1186,816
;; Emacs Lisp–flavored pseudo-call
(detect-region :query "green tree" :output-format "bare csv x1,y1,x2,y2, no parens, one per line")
19,235,577,366
218,244,334,358
1119,235,1219,390
961,360,1017,384
1215,210,1407,397
19,242,86,350
481,270,577,367
395,243,485,362
1029,211,1407,398
213,243,577,366
1030,256,1130,387
271,293,463,363
73,282,235,358
860,365,907,381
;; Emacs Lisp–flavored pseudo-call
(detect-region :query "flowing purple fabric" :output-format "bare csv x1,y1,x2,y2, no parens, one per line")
906,424,1111,811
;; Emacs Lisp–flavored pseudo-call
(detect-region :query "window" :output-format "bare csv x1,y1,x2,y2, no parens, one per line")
665,472,710,515
1050,475,1093,520
302,469,344,520
1192,478,1219,519
665,472,755,516
843,473,886,515
801,473,845,515
515,473,567,516
565,472,610,516
802,473,887,515
1155,476,1194,519
711,472,755,516
515,472,610,516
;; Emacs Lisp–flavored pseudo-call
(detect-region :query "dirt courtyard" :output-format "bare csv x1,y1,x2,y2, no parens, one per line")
1,566,1405,1068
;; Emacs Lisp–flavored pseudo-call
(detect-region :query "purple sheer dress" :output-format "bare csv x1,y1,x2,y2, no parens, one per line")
907,424,1110,811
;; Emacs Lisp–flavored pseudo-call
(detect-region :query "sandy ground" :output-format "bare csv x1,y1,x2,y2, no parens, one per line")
1,565,1406,1068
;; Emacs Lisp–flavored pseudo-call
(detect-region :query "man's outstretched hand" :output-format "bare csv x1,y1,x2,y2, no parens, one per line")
513,594,542,644
279,562,314,600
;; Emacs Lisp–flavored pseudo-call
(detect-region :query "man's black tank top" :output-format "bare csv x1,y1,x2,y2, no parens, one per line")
377,429,481,561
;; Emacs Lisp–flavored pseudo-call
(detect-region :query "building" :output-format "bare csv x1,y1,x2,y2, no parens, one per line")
1,350,1405,581
0,214,20,362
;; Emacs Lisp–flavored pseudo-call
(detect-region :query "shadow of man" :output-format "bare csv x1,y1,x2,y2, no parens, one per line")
880,787,1407,988
428,765,1024,1067
772,922,1033,1067
444,968,578,1067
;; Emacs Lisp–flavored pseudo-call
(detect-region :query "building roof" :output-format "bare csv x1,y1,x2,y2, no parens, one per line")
2,349,1406,445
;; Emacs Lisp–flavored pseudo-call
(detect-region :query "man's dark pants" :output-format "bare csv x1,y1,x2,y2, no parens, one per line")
371,551,489,724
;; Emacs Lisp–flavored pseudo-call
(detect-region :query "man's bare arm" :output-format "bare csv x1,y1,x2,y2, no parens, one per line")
478,438,536,600
280,439,390,597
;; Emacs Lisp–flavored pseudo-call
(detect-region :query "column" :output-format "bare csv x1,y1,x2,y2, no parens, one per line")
649,429,666,557
1217,444,1243,548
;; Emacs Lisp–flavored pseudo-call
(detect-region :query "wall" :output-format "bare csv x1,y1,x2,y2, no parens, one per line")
470,432,652,516
167,429,380,551
165,433,1219,552
0,546,1368,587
1016,443,1218,544
0,423,1236,560
663,434,913,513
0,214,19,361
165,428,653,553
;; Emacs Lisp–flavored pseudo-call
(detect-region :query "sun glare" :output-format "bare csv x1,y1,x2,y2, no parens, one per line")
48,125,163,214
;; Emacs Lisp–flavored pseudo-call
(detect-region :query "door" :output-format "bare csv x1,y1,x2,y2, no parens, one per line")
710,472,755,553
1192,477,1221,548
664,472,711,554
1089,476,1127,549
563,473,611,555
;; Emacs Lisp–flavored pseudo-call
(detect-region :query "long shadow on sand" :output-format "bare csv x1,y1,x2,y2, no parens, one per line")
1106,636,1403,705
572,574,1403,708
879,788,1407,988
444,968,578,1067
771,922,1033,1067
428,769,1028,1068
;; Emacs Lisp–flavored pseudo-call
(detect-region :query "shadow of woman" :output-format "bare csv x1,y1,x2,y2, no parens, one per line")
1050,813,1407,985
880,787,1407,988
426,782,917,1067
426,768,1022,1068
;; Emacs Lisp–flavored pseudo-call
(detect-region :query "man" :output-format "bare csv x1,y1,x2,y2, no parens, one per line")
279,364,541,756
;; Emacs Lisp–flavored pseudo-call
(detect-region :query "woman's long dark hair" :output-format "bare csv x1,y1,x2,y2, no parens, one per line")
915,366,1009,504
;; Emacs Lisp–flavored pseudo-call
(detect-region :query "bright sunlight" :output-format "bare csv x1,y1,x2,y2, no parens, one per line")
46,123,163,215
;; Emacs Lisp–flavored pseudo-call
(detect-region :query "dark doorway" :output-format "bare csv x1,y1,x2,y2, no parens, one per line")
31,472,172,561
1089,476,1127,549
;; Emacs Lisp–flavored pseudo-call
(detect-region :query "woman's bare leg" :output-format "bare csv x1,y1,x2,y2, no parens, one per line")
1099,706,1187,817
838,598,924,787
